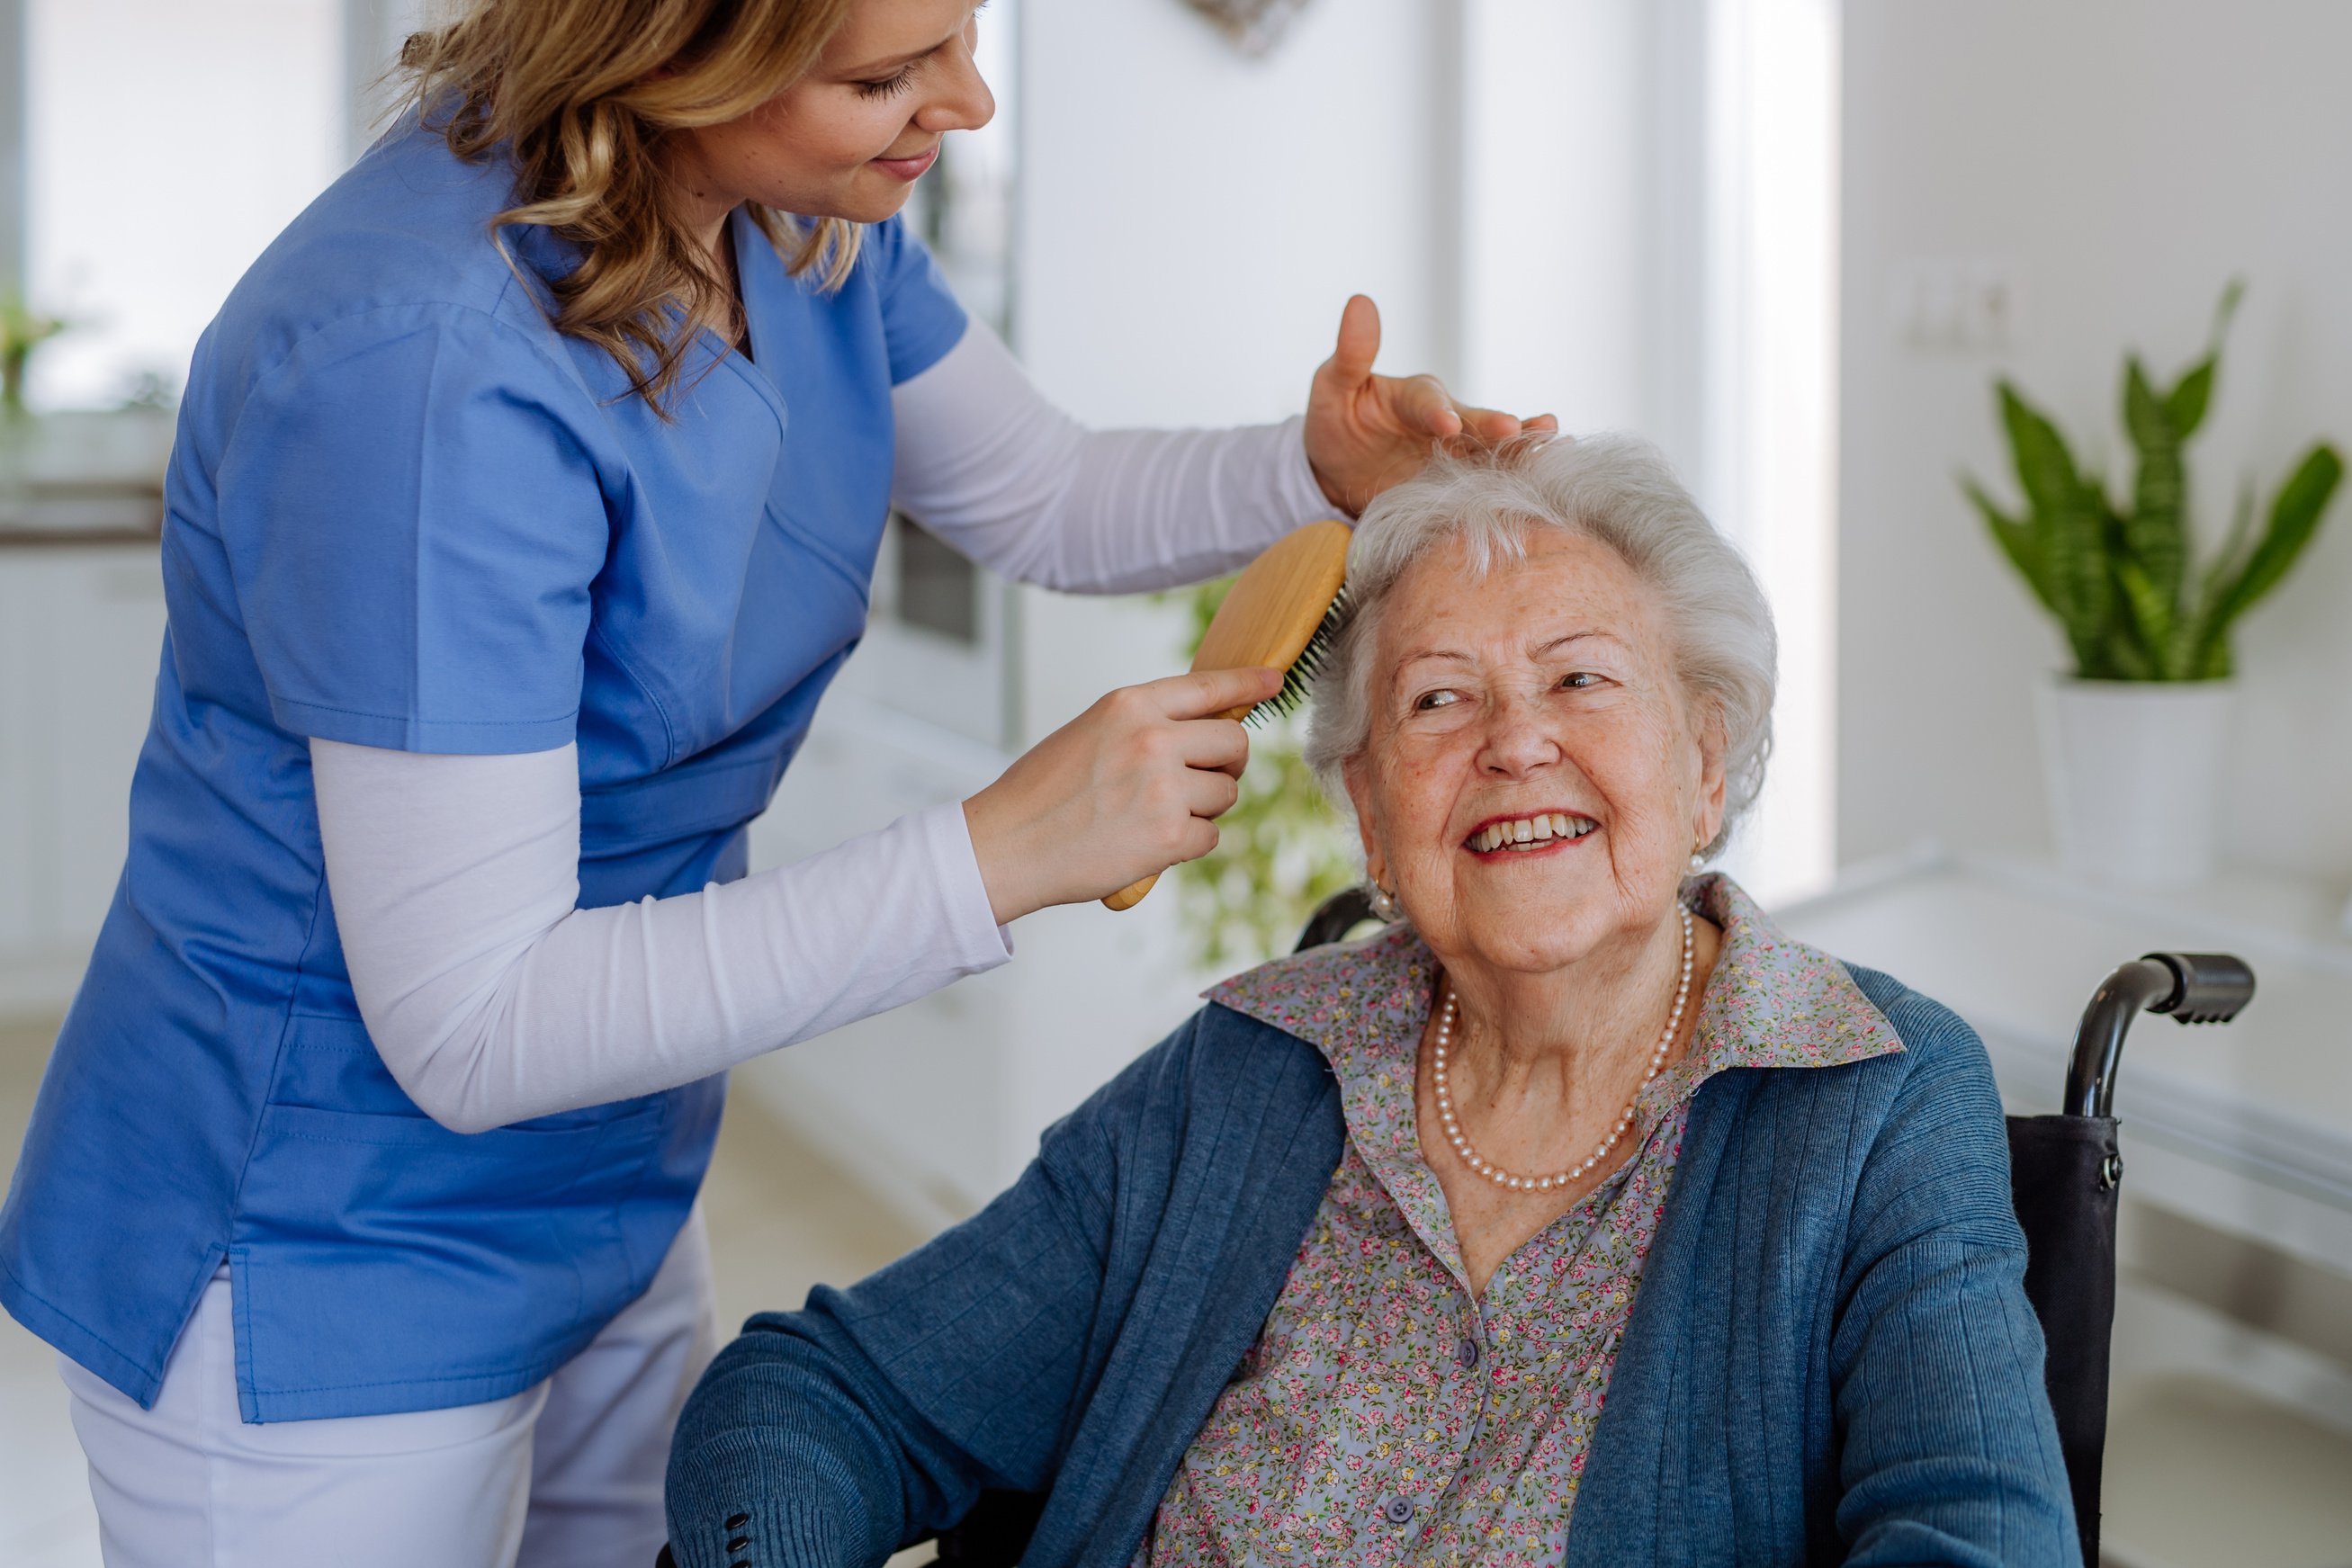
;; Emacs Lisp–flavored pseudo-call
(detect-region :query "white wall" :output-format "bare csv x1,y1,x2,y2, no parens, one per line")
1839,0,2352,880
1458,0,1678,448
1013,0,1449,433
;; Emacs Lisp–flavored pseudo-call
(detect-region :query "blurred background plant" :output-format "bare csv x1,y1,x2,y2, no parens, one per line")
0,291,70,418
1165,574,1361,969
1962,282,2343,681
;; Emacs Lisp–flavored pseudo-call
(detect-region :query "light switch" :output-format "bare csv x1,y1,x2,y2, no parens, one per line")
1889,259,2014,353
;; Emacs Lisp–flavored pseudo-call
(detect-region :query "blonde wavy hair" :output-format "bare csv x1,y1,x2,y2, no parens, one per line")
402,0,865,408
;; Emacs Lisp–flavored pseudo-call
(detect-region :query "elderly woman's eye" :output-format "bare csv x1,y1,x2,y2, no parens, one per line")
1559,671,1601,690
1413,689,1461,712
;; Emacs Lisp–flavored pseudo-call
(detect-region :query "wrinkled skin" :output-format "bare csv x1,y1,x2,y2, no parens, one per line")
1345,529,1730,1291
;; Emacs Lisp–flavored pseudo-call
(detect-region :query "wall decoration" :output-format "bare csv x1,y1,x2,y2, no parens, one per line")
1180,0,1314,56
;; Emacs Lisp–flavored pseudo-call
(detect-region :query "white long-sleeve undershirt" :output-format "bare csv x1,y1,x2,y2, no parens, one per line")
892,321,1333,592
316,321,1337,1133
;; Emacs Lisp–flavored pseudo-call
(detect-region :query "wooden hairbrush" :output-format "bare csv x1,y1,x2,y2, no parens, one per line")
1102,518,1354,912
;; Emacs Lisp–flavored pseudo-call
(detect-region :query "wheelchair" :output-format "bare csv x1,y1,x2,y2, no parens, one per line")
668,886,2256,1568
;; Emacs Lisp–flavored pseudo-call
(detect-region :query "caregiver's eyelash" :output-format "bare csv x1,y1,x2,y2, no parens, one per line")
856,62,921,99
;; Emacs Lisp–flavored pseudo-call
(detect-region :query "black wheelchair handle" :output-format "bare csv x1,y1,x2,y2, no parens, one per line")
2144,951,2258,1025
2064,951,2255,1118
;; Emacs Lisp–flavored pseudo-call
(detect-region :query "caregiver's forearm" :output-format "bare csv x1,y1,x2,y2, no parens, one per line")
311,739,1010,1134
889,320,1333,594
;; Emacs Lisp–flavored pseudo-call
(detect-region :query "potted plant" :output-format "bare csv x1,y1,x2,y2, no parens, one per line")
0,291,68,419
1964,283,2343,888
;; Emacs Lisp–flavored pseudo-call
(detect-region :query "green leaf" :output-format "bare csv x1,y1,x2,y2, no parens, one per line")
2166,357,2216,437
2208,477,2259,587
2099,627,2156,681
2212,276,2247,341
2114,558,2182,678
2180,479,2250,649
1998,381,2113,672
1962,475,2059,613
2195,442,2344,670
2122,356,2189,607
2163,281,2240,437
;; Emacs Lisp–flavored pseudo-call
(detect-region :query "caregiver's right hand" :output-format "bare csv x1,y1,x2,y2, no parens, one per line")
964,665,1284,924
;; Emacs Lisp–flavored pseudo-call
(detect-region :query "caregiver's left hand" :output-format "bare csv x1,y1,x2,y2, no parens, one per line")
1304,294,1559,515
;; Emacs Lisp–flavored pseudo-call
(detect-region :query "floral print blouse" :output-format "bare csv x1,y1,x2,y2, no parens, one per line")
1136,874,1905,1568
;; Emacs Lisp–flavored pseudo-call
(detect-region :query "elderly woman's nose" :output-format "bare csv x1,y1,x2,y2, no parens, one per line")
1475,693,1563,775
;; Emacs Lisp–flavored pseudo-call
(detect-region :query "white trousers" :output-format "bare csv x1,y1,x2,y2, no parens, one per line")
58,1207,719,1568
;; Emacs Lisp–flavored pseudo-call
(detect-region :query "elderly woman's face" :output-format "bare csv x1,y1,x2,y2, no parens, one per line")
1346,528,1726,974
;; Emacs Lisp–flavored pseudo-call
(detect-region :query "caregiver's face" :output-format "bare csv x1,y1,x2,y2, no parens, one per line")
675,0,995,225
1346,528,1725,974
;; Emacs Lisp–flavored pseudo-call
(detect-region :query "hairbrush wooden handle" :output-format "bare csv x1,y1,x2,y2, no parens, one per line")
1102,870,1160,911
1100,520,1351,915
1098,695,1266,912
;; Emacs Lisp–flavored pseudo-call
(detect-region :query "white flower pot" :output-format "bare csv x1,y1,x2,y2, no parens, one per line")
2034,677,2237,890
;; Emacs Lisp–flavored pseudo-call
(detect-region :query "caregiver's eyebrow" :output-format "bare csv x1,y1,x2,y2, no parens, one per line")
839,39,942,73
839,3,985,75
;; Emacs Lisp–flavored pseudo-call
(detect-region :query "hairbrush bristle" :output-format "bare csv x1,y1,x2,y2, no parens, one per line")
1245,585,1351,728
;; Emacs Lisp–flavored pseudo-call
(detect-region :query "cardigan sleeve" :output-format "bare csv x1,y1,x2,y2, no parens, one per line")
661,1024,1158,1568
1827,981,2078,1568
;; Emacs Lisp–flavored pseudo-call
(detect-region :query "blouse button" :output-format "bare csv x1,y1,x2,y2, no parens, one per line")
1455,1336,1480,1369
1382,1496,1417,1525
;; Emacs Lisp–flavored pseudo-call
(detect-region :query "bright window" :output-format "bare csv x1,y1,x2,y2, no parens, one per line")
1704,0,1840,903
24,0,345,408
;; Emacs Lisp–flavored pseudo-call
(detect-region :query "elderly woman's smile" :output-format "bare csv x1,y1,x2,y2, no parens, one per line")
1349,525,1723,981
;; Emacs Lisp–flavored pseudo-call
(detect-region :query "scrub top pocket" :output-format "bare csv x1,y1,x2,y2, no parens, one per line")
230,1090,678,1423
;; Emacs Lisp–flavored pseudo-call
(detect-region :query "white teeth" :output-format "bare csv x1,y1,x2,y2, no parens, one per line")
1471,814,1599,852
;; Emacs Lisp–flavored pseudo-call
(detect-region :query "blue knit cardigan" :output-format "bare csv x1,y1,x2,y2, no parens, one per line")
666,965,2075,1567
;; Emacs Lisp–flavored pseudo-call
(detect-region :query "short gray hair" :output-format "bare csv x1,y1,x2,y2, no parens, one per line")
1303,433,1776,860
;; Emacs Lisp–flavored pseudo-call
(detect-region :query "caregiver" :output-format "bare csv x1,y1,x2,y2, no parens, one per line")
0,0,1549,1563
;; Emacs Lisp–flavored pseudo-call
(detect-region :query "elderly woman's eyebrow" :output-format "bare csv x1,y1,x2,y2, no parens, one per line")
1531,631,1621,658
1393,631,1625,675
1395,647,1476,672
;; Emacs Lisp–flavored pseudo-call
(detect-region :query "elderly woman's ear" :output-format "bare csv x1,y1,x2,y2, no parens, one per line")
1342,756,1390,898
1689,706,1730,860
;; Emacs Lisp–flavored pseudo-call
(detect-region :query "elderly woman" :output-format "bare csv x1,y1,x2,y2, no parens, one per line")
664,436,2075,1568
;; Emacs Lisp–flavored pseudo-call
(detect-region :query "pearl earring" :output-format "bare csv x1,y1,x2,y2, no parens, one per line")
1368,883,1401,922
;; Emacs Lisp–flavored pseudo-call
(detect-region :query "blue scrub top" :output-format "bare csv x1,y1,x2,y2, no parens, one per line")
0,120,967,1420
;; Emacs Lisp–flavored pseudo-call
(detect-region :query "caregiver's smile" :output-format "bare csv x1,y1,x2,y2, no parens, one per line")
870,144,940,181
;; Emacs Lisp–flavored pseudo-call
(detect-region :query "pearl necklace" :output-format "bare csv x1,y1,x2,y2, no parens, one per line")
1432,905,1694,1193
